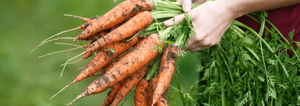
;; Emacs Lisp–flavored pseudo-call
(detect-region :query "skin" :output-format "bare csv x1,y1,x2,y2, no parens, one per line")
164,0,300,52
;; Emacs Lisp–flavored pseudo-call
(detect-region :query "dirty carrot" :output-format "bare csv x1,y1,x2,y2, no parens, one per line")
110,67,148,106
148,77,158,106
85,11,153,53
154,88,169,106
67,33,163,106
152,44,178,105
80,22,123,41
91,50,130,76
74,0,154,41
76,37,138,82
84,31,108,41
134,79,149,106
102,80,125,106
49,37,138,100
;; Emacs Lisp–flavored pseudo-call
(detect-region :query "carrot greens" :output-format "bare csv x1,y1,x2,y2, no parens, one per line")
142,0,300,105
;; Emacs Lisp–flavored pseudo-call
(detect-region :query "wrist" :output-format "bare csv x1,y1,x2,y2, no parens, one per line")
217,0,249,19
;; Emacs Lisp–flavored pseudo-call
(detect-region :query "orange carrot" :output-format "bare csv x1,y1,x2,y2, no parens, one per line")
102,80,125,106
147,77,158,106
84,31,108,41
134,79,149,106
91,50,130,76
154,88,169,106
67,33,163,106
110,67,148,106
50,37,138,100
74,0,154,41
74,36,138,83
81,22,122,41
85,11,153,53
152,45,178,105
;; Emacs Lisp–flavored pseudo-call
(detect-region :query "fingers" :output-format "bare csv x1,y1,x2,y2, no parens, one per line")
182,0,192,13
163,14,185,26
177,0,192,13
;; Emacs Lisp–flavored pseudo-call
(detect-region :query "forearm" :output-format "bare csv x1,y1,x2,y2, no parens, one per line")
219,0,300,18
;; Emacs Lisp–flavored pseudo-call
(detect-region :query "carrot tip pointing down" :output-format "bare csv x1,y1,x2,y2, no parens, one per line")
73,37,79,42
67,92,87,106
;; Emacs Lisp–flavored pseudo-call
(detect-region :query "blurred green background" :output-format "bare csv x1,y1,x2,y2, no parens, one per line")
0,0,200,105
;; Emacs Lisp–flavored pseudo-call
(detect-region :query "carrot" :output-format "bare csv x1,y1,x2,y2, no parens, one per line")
85,11,153,53
151,44,178,105
147,77,158,106
81,22,123,41
110,67,148,106
134,79,149,106
91,50,130,76
66,33,163,106
75,36,139,83
102,80,125,106
49,37,138,100
154,88,169,106
84,31,108,41
74,0,154,41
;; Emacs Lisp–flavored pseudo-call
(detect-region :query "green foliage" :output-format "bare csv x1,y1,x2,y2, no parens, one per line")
146,0,300,105
194,12,300,105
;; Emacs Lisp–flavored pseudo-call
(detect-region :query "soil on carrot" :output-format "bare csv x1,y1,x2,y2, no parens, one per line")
166,48,177,62
130,4,144,14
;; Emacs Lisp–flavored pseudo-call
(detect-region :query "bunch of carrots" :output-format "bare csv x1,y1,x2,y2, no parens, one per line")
31,0,300,105
31,0,189,105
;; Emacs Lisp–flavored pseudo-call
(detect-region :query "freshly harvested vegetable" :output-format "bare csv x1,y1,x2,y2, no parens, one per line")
80,22,122,41
154,88,169,106
134,79,149,106
67,33,163,105
75,37,139,83
110,67,148,106
152,44,178,105
102,80,125,106
147,77,158,106
50,37,138,100
85,11,153,54
74,0,154,41
92,50,131,77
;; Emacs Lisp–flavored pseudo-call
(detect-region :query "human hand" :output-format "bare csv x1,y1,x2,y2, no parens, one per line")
164,0,238,52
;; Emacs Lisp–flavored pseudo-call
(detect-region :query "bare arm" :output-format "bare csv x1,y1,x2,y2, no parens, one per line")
221,0,300,18
165,0,300,52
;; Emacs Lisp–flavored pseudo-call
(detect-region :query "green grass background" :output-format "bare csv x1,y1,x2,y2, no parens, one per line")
0,0,200,105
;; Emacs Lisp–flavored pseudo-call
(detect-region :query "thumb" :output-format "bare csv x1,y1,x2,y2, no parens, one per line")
163,14,185,26
181,0,192,13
